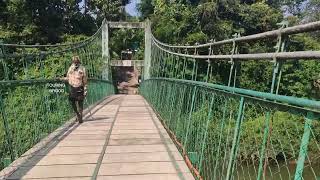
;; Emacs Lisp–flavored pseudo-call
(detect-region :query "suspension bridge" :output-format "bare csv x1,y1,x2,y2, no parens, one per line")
0,19,319,180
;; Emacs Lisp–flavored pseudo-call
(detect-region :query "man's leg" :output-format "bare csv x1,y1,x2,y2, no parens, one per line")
70,98,80,119
77,100,84,123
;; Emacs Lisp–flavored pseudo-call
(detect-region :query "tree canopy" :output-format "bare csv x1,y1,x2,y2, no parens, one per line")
0,0,131,44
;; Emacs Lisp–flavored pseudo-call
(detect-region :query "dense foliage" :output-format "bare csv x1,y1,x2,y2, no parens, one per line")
0,0,132,44
139,0,320,99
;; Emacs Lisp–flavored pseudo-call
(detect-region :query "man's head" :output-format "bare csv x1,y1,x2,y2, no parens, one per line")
72,56,81,65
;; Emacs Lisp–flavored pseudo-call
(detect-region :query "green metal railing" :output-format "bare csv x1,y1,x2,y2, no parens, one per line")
140,78,320,180
0,79,114,170
140,20,320,180
0,21,114,170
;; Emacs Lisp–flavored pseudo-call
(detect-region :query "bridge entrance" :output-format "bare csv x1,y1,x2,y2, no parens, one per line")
112,65,140,94
103,21,150,94
110,50,143,94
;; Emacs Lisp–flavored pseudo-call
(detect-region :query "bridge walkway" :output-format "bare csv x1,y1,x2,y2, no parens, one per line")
7,95,194,180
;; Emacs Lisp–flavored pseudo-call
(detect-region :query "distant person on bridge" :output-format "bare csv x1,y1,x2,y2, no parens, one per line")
61,56,88,123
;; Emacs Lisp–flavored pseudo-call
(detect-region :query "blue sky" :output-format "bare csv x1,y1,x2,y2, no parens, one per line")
79,0,140,17
126,0,140,16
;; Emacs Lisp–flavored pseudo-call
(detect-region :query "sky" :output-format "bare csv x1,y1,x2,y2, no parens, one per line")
79,0,140,17
126,0,141,17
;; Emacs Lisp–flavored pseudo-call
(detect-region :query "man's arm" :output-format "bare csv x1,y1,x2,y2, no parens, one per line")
60,67,72,81
83,67,88,96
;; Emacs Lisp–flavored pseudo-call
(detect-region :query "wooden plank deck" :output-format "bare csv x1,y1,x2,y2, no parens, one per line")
6,95,194,180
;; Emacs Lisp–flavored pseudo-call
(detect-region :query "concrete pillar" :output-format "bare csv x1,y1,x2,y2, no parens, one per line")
143,19,152,80
102,20,110,80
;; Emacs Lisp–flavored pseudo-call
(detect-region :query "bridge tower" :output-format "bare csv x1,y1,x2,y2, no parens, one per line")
102,20,151,94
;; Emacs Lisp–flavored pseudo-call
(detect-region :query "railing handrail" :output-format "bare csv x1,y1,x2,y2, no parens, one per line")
1,20,105,48
0,78,113,87
153,38,320,60
145,78,320,111
152,21,320,49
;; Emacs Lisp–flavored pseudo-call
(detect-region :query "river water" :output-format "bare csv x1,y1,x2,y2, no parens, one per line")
234,162,320,180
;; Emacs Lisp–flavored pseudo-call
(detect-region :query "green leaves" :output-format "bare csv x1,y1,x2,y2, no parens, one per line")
186,31,208,45
88,0,130,21
239,2,282,34
109,28,145,60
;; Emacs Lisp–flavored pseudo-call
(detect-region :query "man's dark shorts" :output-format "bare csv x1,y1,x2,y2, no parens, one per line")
69,86,85,101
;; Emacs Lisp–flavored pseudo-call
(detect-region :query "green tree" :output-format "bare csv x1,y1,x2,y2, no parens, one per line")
87,0,130,22
138,0,154,19
63,0,97,36
0,0,99,44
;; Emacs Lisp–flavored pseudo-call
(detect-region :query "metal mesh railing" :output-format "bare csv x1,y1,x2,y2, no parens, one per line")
141,20,320,180
0,21,114,170
140,78,320,180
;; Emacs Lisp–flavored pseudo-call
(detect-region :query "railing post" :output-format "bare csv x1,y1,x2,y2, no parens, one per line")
167,82,177,126
182,48,187,79
228,33,240,87
294,112,315,180
270,21,288,94
144,19,152,80
257,112,271,180
157,48,162,78
198,95,215,174
193,43,199,81
206,59,211,83
102,19,110,81
226,97,245,180
170,52,175,78
191,59,196,81
155,45,162,78
258,21,289,179
213,100,228,179
183,86,197,148
174,50,180,78
206,41,213,83
164,52,170,78
160,50,166,77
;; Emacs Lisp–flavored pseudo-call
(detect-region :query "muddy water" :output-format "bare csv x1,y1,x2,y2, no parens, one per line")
234,162,320,180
